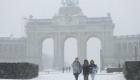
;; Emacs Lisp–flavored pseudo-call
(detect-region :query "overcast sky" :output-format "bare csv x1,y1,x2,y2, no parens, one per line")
0,0,140,37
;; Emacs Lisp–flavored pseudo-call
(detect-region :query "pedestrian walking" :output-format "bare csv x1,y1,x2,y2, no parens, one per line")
89,60,98,80
82,59,90,80
69,66,71,72
72,58,82,80
62,66,65,73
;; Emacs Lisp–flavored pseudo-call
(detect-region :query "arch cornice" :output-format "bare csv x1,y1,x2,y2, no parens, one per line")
32,32,56,44
60,32,79,42
84,32,104,43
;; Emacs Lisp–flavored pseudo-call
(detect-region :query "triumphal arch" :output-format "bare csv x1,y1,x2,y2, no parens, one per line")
25,0,115,70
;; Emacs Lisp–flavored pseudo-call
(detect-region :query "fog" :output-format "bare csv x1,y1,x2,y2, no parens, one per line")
42,37,101,69
0,0,140,37
0,0,140,69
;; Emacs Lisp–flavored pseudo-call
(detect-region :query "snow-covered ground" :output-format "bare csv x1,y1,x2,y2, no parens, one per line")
32,71,126,80
0,71,126,80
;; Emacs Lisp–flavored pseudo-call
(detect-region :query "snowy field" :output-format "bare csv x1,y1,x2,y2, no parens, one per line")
32,71,126,80
0,71,126,80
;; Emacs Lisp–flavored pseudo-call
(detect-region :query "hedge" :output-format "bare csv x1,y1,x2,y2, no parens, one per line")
123,61,140,80
0,63,38,79
106,68,123,73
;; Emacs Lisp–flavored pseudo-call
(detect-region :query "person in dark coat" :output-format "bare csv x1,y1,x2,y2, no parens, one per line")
72,58,82,80
82,59,90,80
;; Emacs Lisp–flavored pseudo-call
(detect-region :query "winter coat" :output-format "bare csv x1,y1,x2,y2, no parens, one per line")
82,65,90,75
72,61,82,74
89,64,98,74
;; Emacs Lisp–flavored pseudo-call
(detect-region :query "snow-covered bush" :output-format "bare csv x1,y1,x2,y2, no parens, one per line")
0,63,38,79
123,61,140,80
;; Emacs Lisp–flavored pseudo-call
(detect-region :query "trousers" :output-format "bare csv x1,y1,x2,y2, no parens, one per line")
74,73,79,80
84,74,89,80
90,73,96,80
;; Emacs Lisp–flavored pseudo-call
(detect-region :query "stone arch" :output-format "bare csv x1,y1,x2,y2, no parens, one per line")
26,31,115,70
41,38,54,70
28,33,57,70
84,33,104,44
38,33,55,44
86,35,102,71
64,37,78,67
82,32,108,70
62,32,79,42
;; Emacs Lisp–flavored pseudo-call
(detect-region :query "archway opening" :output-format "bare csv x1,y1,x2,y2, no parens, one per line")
42,38,54,71
64,38,78,68
87,37,101,71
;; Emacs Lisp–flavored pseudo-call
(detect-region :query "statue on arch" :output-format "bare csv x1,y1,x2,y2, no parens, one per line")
62,0,79,6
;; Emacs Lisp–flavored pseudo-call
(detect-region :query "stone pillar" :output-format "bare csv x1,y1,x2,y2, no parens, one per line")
138,42,140,60
26,36,42,69
77,35,86,64
102,33,117,68
138,41,140,60
126,43,129,61
53,33,64,70
38,41,43,70
100,49,104,70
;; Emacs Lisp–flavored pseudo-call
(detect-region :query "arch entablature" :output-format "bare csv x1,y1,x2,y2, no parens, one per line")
84,32,104,45
60,32,79,42
37,33,56,44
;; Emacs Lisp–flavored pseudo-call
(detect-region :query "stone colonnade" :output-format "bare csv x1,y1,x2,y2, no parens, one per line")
114,36,140,67
26,31,115,70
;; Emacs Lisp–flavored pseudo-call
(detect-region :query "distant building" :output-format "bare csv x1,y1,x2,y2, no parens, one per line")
114,35,140,67
0,37,26,62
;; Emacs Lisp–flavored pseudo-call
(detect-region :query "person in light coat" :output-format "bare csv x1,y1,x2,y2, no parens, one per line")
72,58,82,80
89,60,98,80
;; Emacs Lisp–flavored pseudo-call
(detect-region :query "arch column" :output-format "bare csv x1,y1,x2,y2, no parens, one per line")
26,35,43,70
53,33,64,70
101,32,116,68
77,34,87,64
